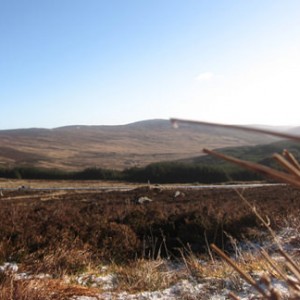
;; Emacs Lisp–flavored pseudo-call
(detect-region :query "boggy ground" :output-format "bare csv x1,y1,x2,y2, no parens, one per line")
1,184,300,299
0,184,299,272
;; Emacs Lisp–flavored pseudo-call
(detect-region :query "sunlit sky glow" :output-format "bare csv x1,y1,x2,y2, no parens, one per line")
1,0,300,129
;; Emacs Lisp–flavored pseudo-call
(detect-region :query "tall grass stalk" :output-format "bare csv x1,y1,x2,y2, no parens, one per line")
172,117,300,299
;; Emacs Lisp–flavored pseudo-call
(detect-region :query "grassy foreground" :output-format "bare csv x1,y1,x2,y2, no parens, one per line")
0,183,299,299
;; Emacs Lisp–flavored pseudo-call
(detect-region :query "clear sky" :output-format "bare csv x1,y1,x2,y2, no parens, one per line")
1,0,300,129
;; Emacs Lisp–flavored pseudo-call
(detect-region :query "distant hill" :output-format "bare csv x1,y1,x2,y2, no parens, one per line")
0,119,290,171
287,126,300,135
178,139,300,170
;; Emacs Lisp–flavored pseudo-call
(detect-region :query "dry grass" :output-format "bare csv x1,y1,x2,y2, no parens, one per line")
173,117,300,299
2,185,297,270
1,183,299,299
0,178,139,189
210,242,300,299
110,259,181,293
1,119,300,298
201,146,300,299
0,272,100,300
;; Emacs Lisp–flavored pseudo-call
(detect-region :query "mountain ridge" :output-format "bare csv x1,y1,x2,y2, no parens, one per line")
0,119,295,171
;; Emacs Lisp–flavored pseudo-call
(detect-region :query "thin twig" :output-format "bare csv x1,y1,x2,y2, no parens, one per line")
283,149,300,171
204,231,214,263
210,244,269,297
234,189,282,247
278,248,300,280
170,118,300,142
272,153,300,178
260,248,287,281
228,291,241,300
203,148,300,189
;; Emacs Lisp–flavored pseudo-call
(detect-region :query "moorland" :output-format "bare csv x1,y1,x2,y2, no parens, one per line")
1,184,298,265
1,120,300,299
0,183,300,299
0,119,284,171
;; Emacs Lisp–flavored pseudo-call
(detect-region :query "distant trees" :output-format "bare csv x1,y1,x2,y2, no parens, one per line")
123,162,228,183
0,167,68,180
72,167,122,180
0,161,262,183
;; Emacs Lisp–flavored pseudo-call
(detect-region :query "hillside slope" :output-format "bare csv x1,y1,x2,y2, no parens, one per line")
0,119,283,170
179,139,300,170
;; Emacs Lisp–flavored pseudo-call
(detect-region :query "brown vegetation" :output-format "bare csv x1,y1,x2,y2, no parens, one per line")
0,185,299,275
0,184,299,299
0,119,278,170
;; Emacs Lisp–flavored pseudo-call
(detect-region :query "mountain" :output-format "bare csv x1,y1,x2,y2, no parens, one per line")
0,119,285,171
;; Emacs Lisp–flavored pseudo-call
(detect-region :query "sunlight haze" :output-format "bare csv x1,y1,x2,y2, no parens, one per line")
1,0,300,129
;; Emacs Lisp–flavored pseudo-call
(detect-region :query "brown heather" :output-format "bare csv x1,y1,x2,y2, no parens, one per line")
173,118,300,299
1,119,300,298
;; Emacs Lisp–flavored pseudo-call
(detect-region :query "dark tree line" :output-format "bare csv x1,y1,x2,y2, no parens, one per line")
0,161,262,183
123,162,229,183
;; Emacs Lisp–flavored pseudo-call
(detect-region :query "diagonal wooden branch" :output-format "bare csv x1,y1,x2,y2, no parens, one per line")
278,248,300,285
260,248,288,281
202,148,300,189
228,292,241,300
170,118,300,142
211,244,269,297
282,149,300,171
272,153,300,178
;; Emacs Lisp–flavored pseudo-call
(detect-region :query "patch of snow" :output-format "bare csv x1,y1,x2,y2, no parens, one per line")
95,280,207,300
0,262,18,273
3,224,300,300
15,272,52,280
71,297,98,300
76,273,116,290
0,262,52,281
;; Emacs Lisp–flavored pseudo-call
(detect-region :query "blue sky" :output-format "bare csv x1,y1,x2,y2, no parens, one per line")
1,1,300,129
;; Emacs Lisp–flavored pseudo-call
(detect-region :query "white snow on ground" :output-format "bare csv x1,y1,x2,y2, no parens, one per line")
71,278,290,300
73,280,207,300
75,273,117,290
0,262,18,273
0,259,294,300
1,226,299,299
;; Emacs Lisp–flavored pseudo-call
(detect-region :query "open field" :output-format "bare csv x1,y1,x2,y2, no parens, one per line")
0,178,141,189
0,182,300,298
